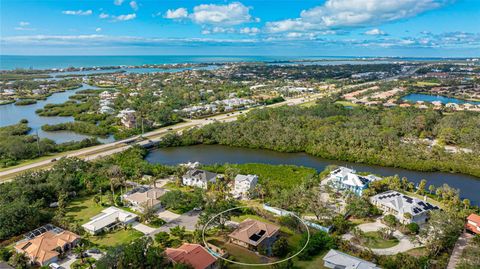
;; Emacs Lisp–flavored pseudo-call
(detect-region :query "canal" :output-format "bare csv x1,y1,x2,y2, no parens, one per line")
146,144,480,205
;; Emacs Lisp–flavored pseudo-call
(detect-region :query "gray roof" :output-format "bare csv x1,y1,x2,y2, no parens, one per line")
370,190,439,216
183,169,218,183
323,249,380,269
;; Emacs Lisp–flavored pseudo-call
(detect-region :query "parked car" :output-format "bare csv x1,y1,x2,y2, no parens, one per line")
87,248,101,254
49,263,63,269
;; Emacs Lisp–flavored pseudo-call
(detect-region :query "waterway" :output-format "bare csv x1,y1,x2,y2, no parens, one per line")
0,83,114,143
401,93,480,105
146,144,480,205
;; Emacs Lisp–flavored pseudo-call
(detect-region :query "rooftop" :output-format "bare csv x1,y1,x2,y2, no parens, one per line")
165,243,216,269
323,249,380,269
371,191,439,216
228,218,280,246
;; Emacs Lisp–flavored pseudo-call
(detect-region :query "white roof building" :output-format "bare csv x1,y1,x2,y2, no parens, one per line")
327,167,379,196
232,174,258,199
82,207,138,235
370,190,439,224
323,249,380,269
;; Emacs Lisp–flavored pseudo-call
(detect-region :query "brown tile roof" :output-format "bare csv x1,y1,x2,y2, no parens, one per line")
15,231,80,265
124,188,167,207
165,243,216,269
228,218,280,247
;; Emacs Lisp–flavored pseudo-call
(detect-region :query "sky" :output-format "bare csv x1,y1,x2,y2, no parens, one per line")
1,0,480,57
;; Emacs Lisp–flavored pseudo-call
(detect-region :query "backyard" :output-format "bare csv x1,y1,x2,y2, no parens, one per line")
362,231,400,249
90,229,144,249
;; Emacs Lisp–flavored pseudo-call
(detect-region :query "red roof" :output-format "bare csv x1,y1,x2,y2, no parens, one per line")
166,243,216,269
467,213,480,224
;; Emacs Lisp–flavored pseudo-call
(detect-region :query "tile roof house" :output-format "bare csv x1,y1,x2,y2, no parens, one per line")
82,207,138,235
370,191,439,224
14,230,80,266
327,167,380,196
123,188,167,212
165,243,217,269
228,219,280,252
231,174,258,199
182,169,219,189
466,213,480,235
323,249,380,269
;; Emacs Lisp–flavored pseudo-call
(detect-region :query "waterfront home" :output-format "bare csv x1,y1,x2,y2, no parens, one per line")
123,188,167,212
323,249,380,269
326,167,380,196
466,213,480,235
14,228,80,266
370,191,439,224
182,169,219,189
231,174,258,199
228,219,280,253
165,243,217,269
82,207,138,235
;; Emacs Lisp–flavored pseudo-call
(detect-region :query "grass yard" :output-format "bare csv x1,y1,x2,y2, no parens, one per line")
208,238,267,267
363,231,399,249
415,81,441,87
294,250,329,269
335,101,359,107
65,195,105,224
90,229,144,249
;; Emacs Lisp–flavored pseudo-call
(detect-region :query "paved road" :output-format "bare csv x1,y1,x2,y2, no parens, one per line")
342,219,422,255
149,210,201,236
447,232,474,269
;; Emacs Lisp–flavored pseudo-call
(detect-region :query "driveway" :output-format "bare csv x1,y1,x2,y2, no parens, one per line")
132,222,156,235
342,219,422,255
156,208,181,223
150,210,201,236
447,232,474,269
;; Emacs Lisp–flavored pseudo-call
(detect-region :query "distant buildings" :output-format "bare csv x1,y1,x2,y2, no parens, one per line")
182,169,219,189
82,206,138,235
231,174,258,199
14,227,80,266
228,219,280,252
466,213,480,235
323,249,380,269
165,243,217,269
370,191,439,224
326,167,380,196
117,108,136,128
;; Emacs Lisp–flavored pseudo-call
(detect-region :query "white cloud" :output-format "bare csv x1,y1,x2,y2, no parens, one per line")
15,22,35,31
114,0,124,6
239,27,260,35
113,13,136,21
164,8,189,19
19,21,30,27
364,28,387,36
266,0,447,33
201,27,235,34
99,13,110,19
130,1,138,11
190,2,254,25
96,28,102,32
62,10,93,16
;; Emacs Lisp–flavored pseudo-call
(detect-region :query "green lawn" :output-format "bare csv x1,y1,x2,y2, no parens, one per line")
90,229,144,248
335,101,359,107
362,231,399,249
65,195,105,224
295,250,329,269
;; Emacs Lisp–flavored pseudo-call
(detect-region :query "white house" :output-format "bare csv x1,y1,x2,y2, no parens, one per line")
123,188,167,212
326,167,380,196
82,207,138,235
370,190,439,224
232,174,258,199
323,249,380,269
182,169,219,189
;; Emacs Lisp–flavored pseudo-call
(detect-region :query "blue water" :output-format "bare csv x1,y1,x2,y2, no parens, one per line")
0,84,114,143
402,93,480,105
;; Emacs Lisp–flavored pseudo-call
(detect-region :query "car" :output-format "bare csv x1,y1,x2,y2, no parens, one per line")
87,248,102,254
51,158,57,162
49,263,63,269
167,128,173,130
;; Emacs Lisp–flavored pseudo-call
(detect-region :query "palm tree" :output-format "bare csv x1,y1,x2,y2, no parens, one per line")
73,244,87,265
106,165,124,204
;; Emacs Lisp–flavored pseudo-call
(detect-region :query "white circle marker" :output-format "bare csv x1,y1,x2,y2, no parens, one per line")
201,206,311,267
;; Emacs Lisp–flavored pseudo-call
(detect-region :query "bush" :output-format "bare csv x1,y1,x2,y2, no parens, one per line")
272,237,290,257
383,214,398,227
406,223,420,234
298,231,335,260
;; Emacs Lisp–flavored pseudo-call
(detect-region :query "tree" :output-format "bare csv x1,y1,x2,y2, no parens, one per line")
379,227,395,240
170,226,186,240
297,231,335,260
417,179,427,195
9,252,29,269
428,184,435,194
0,247,12,262
346,196,373,218
462,199,471,209
383,214,398,227
420,210,464,256
155,231,171,247
406,223,420,234
73,244,87,265
272,238,290,257
141,203,157,223
303,188,334,221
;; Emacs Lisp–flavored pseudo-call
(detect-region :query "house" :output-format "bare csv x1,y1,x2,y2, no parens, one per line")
327,167,380,196
231,174,258,199
370,191,439,224
182,169,219,189
323,249,380,269
466,213,480,235
228,219,280,252
14,229,80,266
165,243,217,269
82,207,138,235
123,188,167,212
117,108,136,128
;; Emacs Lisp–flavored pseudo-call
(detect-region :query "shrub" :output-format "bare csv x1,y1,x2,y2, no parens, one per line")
272,238,290,257
406,223,420,234
383,214,398,227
